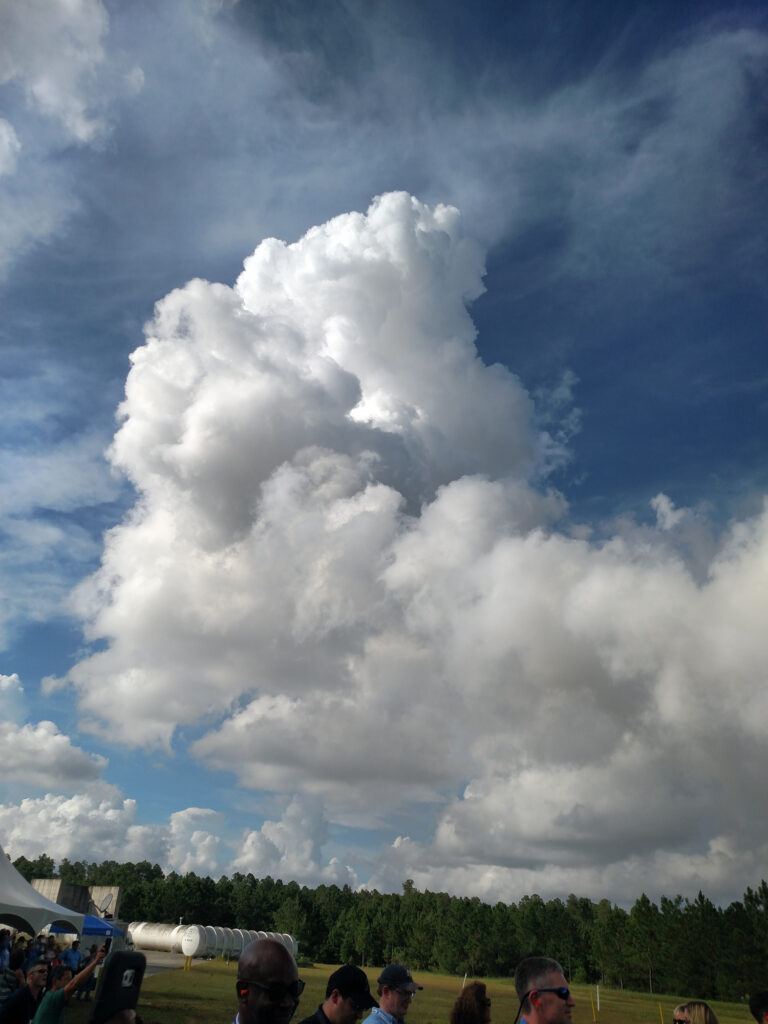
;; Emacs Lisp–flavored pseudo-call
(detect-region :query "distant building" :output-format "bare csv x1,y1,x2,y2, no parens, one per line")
31,881,120,919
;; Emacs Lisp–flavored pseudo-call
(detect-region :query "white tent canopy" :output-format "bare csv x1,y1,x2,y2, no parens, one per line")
0,846,84,936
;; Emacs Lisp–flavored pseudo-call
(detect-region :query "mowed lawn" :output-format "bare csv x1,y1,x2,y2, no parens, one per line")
62,961,756,1024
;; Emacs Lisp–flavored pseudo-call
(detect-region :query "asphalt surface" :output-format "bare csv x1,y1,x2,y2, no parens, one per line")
140,950,212,977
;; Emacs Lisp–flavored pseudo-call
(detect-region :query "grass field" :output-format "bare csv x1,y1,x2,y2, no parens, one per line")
62,961,755,1024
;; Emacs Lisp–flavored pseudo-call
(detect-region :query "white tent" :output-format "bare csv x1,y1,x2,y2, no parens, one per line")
0,847,84,936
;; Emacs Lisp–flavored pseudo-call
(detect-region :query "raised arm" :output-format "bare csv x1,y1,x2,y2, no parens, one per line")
63,946,106,1001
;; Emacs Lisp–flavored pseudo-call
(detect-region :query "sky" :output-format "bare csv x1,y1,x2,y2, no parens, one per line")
1,0,767,911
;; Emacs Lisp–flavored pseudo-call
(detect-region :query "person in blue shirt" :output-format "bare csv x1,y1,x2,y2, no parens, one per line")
512,957,575,1024
361,965,422,1024
57,944,82,975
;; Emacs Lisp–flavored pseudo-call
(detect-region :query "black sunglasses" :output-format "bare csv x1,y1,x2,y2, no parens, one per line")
512,987,571,1024
240,980,306,1001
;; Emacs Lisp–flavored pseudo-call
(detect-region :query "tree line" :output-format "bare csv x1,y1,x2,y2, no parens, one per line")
11,854,768,1001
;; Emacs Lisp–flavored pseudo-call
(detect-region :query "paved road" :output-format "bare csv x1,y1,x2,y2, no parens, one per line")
141,951,209,977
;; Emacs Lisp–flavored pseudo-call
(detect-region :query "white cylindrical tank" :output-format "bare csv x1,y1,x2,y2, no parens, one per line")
181,925,208,958
172,924,187,953
125,921,266,958
130,923,186,952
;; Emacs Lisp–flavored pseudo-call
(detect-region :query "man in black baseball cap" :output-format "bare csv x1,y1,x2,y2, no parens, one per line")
297,965,377,1024
361,965,422,1024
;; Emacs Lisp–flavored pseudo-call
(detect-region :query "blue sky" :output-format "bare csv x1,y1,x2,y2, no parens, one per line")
1,0,767,907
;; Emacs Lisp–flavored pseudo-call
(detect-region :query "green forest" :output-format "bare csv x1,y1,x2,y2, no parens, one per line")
12,855,768,1002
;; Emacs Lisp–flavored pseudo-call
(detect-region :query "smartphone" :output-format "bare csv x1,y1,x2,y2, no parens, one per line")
103,938,112,955
89,950,146,1024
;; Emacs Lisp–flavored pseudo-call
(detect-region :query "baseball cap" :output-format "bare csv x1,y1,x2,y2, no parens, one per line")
377,964,422,992
327,965,378,1009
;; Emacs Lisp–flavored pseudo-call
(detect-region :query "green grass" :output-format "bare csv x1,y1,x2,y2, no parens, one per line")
62,961,755,1024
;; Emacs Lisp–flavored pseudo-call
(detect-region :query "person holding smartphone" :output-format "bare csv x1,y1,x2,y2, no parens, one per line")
32,945,106,1024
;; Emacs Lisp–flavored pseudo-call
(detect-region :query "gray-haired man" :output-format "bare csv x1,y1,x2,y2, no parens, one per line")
513,957,575,1024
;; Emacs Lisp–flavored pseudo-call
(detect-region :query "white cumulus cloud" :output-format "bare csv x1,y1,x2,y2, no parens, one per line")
0,788,225,876
0,673,106,789
58,192,768,903
229,796,358,889
0,721,106,789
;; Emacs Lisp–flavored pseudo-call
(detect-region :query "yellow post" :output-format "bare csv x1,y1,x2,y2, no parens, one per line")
659,1003,664,1024
590,993,597,1023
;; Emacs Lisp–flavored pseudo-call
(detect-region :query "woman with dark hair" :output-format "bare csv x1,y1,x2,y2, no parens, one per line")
450,982,492,1024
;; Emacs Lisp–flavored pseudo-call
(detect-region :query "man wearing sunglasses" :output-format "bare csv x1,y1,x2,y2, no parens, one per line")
297,964,377,1024
749,992,768,1024
236,938,304,1024
0,959,48,1024
513,958,575,1024
362,964,422,1024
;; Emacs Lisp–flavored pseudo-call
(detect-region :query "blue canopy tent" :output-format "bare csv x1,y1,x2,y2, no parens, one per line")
50,915,124,936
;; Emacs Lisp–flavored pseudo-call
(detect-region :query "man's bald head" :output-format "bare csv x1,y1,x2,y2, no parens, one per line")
238,939,295,978
236,939,302,1024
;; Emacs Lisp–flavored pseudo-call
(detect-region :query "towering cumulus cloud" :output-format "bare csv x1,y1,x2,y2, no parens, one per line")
68,193,544,748
66,192,768,900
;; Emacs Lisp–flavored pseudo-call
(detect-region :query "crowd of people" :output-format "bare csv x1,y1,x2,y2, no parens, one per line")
2,929,767,1024
0,928,105,1024
233,939,768,1024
